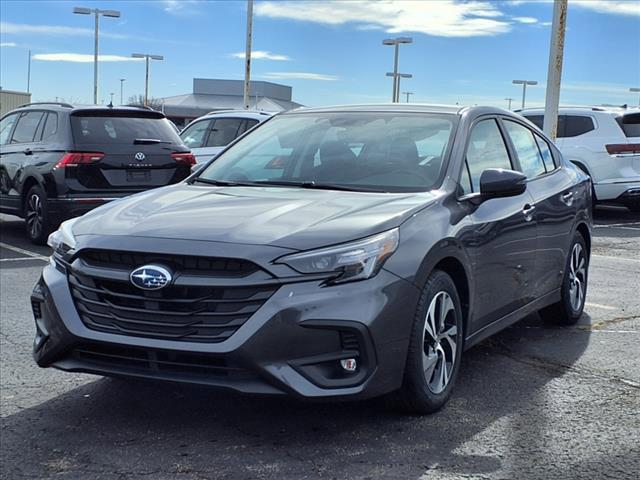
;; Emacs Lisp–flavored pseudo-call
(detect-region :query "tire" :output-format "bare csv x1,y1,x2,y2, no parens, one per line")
392,270,464,414
539,233,588,325
24,185,52,245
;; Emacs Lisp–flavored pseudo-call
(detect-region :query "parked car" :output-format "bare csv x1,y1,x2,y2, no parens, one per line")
33,104,592,414
520,106,640,212
179,110,272,165
0,103,195,244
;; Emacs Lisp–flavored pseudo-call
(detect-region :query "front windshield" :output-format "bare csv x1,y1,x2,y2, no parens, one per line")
197,112,457,192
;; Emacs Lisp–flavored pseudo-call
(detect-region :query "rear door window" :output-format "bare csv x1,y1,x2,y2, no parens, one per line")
71,114,181,145
503,120,547,178
180,120,211,148
40,112,58,141
11,111,44,144
206,118,244,147
0,113,19,145
462,119,513,195
534,134,556,171
562,115,595,138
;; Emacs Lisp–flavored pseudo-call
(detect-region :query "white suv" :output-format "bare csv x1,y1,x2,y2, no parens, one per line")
180,110,272,165
520,107,640,212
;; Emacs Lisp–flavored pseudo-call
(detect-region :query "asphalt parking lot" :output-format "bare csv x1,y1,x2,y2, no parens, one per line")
1,208,639,480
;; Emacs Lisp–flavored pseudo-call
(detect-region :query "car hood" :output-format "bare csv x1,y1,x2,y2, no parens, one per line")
73,184,437,250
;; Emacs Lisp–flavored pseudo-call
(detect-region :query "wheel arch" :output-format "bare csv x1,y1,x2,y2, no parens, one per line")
575,221,591,256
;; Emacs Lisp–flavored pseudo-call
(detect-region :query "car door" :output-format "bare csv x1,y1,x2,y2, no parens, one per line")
459,118,538,330
0,111,45,212
501,118,577,298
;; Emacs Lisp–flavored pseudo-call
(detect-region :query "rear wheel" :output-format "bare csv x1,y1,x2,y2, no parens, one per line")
392,270,464,414
24,185,52,245
539,233,588,325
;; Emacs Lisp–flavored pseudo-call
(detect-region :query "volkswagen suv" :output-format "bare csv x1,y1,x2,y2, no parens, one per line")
32,105,592,413
0,103,195,244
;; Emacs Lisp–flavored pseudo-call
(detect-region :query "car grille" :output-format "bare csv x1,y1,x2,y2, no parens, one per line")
67,250,278,343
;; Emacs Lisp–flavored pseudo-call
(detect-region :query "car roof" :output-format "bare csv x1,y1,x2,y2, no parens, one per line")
517,106,624,116
12,103,165,116
288,103,465,115
198,110,273,120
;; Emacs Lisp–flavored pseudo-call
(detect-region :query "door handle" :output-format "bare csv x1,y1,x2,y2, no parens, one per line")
561,191,574,205
23,148,33,155
522,203,535,221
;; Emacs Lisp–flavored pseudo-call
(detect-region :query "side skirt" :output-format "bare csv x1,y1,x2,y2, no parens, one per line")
463,289,561,350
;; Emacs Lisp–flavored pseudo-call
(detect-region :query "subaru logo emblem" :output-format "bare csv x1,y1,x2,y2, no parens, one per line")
130,265,172,290
134,152,146,161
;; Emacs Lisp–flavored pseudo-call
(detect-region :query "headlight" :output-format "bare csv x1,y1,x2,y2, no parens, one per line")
276,229,399,284
47,218,78,255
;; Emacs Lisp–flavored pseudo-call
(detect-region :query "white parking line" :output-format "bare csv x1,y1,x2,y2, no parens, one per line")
0,242,49,261
585,302,617,311
0,256,48,262
591,254,640,264
594,223,640,229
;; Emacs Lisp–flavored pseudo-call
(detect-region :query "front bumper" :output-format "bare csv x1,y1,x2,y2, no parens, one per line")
31,260,419,400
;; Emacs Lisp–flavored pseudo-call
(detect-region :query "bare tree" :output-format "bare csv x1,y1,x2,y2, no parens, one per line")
126,94,164,112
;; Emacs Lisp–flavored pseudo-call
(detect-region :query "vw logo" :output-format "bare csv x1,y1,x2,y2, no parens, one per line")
134,152,146,161
129,265,172,290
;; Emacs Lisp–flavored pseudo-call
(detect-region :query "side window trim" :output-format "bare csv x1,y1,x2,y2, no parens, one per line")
457,115,516,197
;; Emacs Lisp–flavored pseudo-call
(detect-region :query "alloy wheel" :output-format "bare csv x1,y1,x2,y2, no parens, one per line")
568,243,586,312
423,291,458,394
26,193,43,240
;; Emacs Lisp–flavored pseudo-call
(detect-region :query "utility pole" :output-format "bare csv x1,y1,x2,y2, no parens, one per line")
505,97,514,110
403,91,413,103
243,0,254,110
119,78,125,105
73,7,121,105
27,49,31,93
543,0,568,140
512,79,538,109
383,37,412,102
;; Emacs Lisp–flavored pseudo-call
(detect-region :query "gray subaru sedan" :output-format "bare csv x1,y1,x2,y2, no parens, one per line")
32,104,592,413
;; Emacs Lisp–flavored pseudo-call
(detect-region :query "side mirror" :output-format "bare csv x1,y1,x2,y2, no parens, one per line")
479,168,527,198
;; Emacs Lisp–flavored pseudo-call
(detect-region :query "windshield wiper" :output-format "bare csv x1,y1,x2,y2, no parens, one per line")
193,178,245,186
251,180,384,192
133,138,171,145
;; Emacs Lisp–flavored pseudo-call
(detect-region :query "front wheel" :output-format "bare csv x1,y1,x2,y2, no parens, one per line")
539,233,589,325
392,270,464,414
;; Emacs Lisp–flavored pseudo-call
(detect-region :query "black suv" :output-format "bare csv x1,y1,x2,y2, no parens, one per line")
0,103,194,244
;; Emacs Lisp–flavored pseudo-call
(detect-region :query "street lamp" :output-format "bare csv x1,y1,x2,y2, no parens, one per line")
73,6,121,105
631,87,640,107
383,37,412,102
512,79,538,109
402,91,414,103
119,78,126,105
131,53,164,107
505,97,514,110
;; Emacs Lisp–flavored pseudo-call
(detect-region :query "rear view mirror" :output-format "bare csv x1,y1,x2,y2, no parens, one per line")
479,168,527,198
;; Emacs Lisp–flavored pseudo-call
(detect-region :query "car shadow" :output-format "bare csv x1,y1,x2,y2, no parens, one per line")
0,313,590,479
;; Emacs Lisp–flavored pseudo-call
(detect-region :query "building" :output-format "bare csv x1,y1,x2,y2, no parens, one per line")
161,78,303,127
0,89,32,117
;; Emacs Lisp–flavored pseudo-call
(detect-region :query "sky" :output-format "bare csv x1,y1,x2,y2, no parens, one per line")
0,0,639,109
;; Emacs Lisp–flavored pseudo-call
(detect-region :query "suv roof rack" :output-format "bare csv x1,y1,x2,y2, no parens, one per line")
16,101,74,109
204,109,271,116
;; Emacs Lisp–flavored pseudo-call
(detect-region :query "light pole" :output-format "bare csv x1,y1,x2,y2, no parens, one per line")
512,79,538,109
631,87,640,107
402,91,413,103
132,53,164,107
27,49,31,93
243,0,254,110
383,37,412,102
119,78,125,105
109,92,114,105
505,98,514,110
543,0,568,140
73,6,121,105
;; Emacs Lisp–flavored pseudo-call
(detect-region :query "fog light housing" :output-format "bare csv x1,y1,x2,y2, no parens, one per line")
340,358,358,373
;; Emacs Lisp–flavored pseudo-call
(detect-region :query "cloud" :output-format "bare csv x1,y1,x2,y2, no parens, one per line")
561,82,636,96
162,0,202,16
1,21,130,40
263,72,339,81
572,0,640,16
33,53,144,63
231,50,290,61
255,0,514,37
512,16,538,24
0,42,17,47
